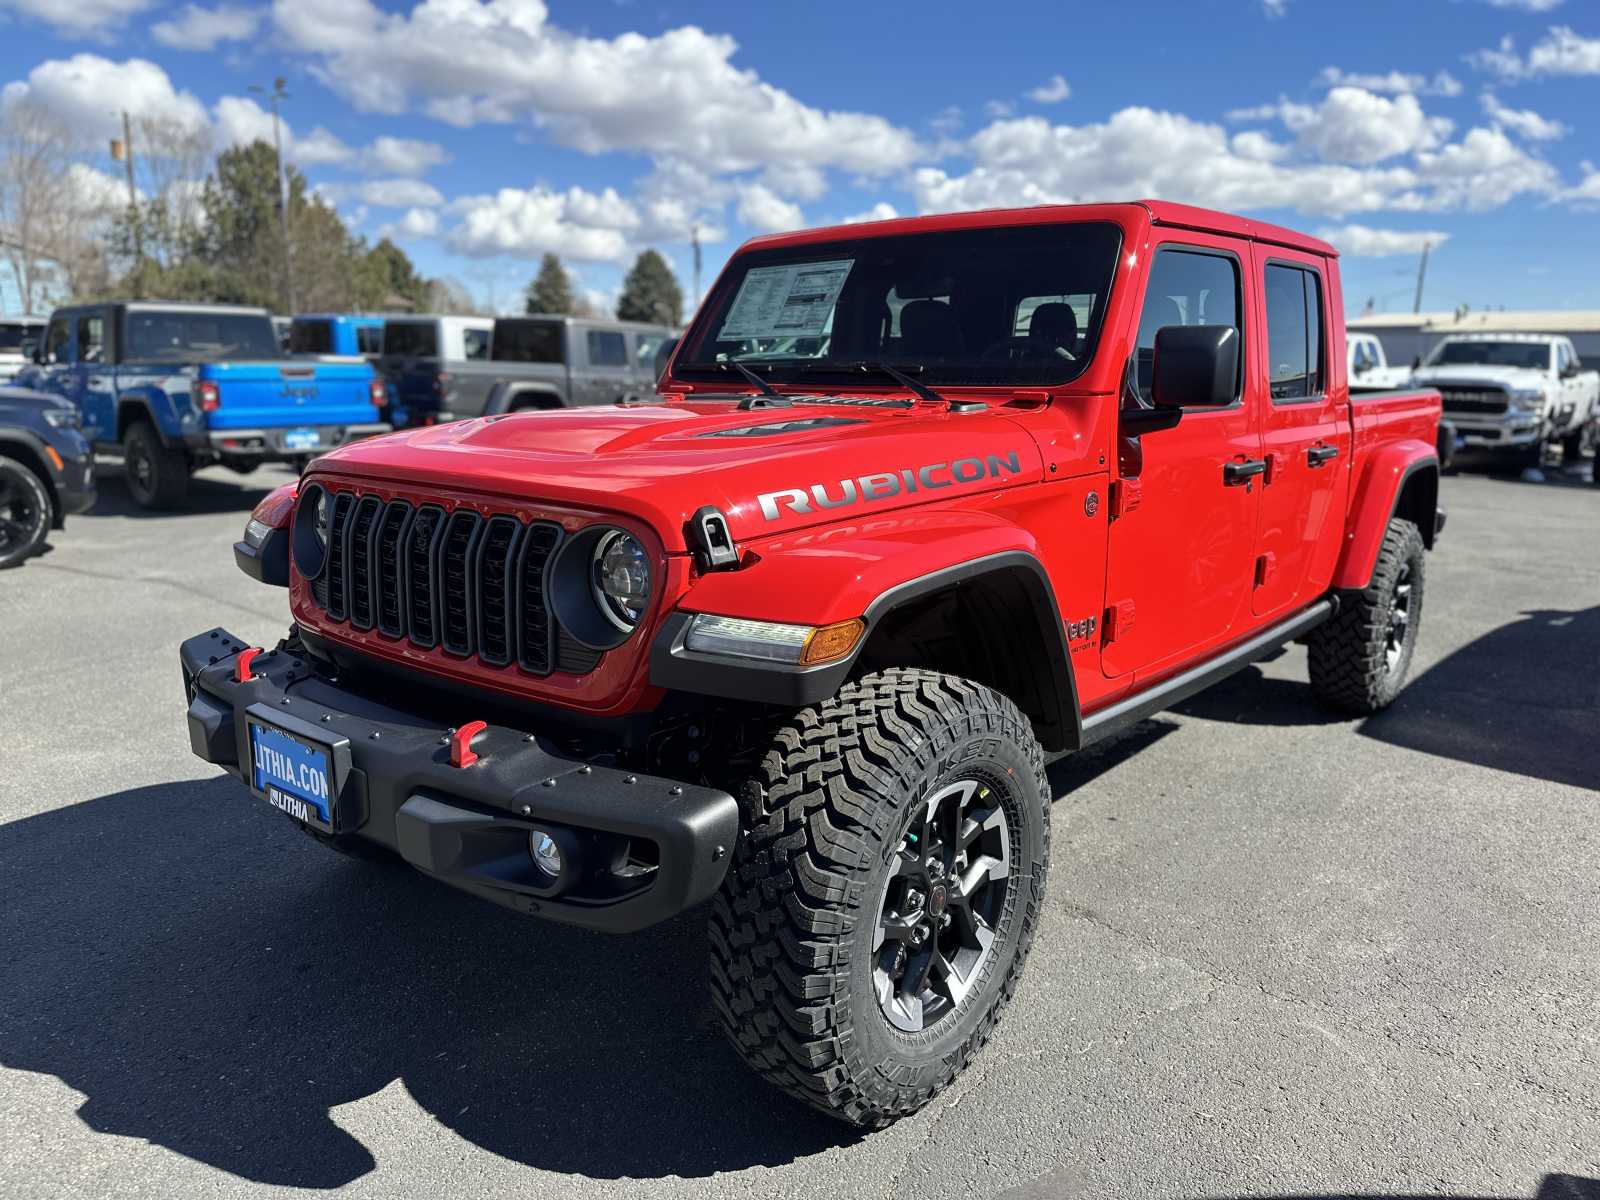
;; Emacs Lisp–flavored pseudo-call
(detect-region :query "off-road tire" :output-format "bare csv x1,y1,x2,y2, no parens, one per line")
0,454,53,569
709,668,1051,1128
123,421,189,509
1307,518,1425,715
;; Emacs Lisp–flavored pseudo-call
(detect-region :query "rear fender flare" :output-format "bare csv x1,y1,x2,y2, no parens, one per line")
115,387,179,446
1333,441,1438,590
486,382,565,415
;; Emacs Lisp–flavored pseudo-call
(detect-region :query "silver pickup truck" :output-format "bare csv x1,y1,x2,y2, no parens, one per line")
381,314,673,426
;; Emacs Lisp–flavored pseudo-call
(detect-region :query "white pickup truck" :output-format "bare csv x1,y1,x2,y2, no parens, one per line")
1411,332,1599,466
1347,332,1414,391
0,316,46,385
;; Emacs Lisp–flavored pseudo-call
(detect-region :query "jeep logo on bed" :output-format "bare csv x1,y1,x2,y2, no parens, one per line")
280,384,319,401
756,452,1023,521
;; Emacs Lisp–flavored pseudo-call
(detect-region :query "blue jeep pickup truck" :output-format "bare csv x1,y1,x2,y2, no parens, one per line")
287,313,386,360
18,302,388,508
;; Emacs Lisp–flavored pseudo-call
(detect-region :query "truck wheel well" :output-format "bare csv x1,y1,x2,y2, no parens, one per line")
851,565,1077,752
0,439,60,524
115,401,155,443
1393,464,1439,550
508,391,563,412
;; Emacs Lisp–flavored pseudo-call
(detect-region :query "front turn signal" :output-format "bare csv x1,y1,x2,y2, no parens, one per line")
800,619,866,666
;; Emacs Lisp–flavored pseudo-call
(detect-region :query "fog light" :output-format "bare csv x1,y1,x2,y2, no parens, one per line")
529,829,563,877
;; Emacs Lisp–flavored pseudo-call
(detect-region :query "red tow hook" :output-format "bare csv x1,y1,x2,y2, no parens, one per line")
235,647,263,682
450,720,488,768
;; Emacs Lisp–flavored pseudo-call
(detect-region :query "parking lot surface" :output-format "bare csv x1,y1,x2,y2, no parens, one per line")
1,463,1596,1200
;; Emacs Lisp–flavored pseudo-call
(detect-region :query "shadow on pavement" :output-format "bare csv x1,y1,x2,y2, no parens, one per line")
1359,606,1599,791
1187,1175,1600,1200
84,462,294,519
0,777,849,1188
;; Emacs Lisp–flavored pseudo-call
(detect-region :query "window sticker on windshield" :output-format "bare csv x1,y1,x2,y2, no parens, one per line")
718,259,854,341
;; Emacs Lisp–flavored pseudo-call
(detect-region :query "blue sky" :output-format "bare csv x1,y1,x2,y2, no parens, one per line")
2,0,1598,317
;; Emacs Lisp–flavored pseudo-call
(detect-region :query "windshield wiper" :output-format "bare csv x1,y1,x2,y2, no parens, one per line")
852,360,947,407
715,359,792,409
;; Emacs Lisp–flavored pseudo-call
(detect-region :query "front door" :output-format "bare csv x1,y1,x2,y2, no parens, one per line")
1250,254,1350,617
1102,240,1263,680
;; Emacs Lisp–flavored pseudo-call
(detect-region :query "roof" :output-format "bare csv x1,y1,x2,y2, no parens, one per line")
294,312,389,324
1350,310,1600,334
121,301,271,316
0,315,47,324
739,199,1337,258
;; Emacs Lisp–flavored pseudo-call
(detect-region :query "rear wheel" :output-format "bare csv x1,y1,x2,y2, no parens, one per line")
709,668,1050,1127
1307,518,1425,715
123,421,189,509
0,455,52,569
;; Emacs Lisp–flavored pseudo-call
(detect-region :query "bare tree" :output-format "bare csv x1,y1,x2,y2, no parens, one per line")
131,112,213,266
0,99,78,312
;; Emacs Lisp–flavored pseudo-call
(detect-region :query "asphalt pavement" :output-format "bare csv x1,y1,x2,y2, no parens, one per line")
1,460,1596,1200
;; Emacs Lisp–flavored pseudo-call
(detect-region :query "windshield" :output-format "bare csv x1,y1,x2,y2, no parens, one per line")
0,322,41,352
1427,340,1550,370
125,311,280,362
677,222,1123,387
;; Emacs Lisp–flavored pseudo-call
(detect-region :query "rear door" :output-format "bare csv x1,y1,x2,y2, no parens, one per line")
1101,239,1263,680
574,325,632,406
1250,253,1351,617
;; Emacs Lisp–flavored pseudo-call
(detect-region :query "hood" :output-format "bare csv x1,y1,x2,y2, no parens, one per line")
0,385,74,417
1411,363,1547,390
307,398,1049,548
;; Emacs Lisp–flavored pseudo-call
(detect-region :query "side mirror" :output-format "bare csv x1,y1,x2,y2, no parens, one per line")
1151,325,1239,410
1560,362,1580,380
653,335,679,383
1411,355,1422,370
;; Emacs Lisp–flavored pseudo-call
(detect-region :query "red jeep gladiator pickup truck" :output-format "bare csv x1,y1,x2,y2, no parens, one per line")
183,200,1443,1127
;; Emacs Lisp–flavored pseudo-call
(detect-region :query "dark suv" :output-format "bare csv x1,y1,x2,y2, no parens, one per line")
0,386,95,569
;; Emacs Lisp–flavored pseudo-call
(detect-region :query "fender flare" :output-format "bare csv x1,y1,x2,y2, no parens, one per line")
649,548,1083,751
1332,441,1439,590
485,381,565,415
115,387,180,447
0,428,62,525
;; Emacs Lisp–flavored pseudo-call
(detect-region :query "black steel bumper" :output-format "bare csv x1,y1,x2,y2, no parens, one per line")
179,627,739,933
51,451,96,522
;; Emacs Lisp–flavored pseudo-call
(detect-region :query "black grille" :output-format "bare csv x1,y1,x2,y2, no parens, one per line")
1438,387,1509,416
308,489,569,676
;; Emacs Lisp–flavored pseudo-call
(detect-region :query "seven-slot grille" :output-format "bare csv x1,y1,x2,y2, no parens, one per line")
307,488,569,676
1437,386,1510,416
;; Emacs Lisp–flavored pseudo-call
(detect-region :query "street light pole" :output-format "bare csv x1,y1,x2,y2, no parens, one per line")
251,77,296,314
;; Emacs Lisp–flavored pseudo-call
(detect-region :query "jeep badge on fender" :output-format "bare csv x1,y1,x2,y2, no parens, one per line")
181,200,1443,1130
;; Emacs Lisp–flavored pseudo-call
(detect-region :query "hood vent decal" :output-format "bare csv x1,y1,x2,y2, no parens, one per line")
698,417,866,439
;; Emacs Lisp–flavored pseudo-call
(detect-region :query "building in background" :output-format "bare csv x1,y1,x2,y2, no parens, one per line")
1351,311,1600,367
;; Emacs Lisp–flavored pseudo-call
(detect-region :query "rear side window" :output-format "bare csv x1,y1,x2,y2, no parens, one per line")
463,328,490,361
77,314,105,364
1265,263,1325,401
494,320,563,364
355,325,384,355
383,321,438,357
1132,248,1241,404
288,320,333,354
586,329,627,367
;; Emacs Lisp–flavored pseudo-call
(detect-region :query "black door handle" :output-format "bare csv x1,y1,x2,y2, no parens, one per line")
1307,444,1340,466
1223,459,1267,485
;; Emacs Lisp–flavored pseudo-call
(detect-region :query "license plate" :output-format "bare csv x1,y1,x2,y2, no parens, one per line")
283,428,321,450
250,719,334,828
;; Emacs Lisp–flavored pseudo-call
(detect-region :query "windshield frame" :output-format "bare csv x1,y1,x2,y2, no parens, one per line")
1425,339,1553,371
674,220,1125,390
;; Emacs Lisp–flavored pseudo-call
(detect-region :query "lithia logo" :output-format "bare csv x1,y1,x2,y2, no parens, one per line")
756,452,1023,521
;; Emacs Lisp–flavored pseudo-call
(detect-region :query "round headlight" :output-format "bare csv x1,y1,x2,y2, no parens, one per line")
292,483,330,580
592,529,652,631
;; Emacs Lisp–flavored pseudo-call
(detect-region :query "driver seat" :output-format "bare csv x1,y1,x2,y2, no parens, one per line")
1027,302,1078,359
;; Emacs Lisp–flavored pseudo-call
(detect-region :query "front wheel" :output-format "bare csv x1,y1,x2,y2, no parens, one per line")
0,455,53,569
709,668,1051,1127
1307,518,1425,715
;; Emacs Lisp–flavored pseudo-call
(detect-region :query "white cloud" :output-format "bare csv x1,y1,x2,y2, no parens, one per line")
1480,91,1567,140
842,202,899,224
1315,224,1450,256
1564,162,1600,205
360,135,449,176
1028,75,1071,104
271,0,920,179
65,162,136,209
1470,26,1600,79
758,162,827,201
1316,66,1463,96
1481,0,1563,10
1263,0,1287,16
1410,125,1560,210
2,55,208,144
0,0,154,37
378,207,439,239
736,183,804,233
212,95,354,166
151,3,262,50
445,184,640,261
1275,88,1454,164
334,178,445,208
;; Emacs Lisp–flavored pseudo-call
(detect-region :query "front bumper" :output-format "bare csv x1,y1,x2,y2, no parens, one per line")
1446,413,1544,449
50,450,96,521
179,627,739,933
188,423,390,461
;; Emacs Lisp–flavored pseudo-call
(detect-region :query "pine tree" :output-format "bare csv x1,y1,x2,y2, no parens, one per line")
616,249,683,326
526,252,576,315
